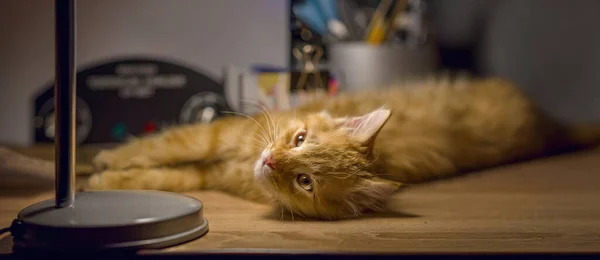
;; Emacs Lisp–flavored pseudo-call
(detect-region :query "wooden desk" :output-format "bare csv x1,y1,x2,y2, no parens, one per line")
1,147,600,255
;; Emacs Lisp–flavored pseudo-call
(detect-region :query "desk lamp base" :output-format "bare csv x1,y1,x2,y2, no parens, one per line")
10,190,208,252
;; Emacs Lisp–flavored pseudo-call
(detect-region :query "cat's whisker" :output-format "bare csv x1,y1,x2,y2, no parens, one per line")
229,141,264,151
221,135,266,151
289,205,306,219
312,186,324,212
285,205,301,222
253,131,269,144
275,195,305,222
275,118,282,140
253,143,267,150
260,106,278,143
245,134,264,145
246,144,267,151
257,132,271,148
216,125,267,151
222,106,271,146
259,109,274,144
263,108,277,143
221,110,271,145
314,196,323,213
261,110,275,144
266,173,283,199
342,199,361,217
239,100,278,144
256,132,271,148
249,136,268,147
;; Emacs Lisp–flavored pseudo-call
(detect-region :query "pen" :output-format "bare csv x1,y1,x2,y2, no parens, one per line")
336,0,363,41
383,0,408,42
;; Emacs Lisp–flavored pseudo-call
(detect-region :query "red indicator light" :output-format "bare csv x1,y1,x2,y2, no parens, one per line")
144,121,157,133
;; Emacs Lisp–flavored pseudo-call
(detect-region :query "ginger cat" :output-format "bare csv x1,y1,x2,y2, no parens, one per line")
88,77,600,220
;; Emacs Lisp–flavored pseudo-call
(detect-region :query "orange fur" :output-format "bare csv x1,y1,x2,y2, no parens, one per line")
88,76,600,220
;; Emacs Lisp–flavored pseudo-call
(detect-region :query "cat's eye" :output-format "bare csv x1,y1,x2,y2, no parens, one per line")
294,131,306,147
296,174,313,191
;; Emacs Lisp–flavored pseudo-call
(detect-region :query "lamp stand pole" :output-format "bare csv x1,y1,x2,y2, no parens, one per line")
9,0,208,253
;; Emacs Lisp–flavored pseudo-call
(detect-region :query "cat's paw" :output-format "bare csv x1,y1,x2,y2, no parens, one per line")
88,169,159,191
92,150,113,171
87,173,108,190
88,171,126,190
88,170,138,190
92,150,154,171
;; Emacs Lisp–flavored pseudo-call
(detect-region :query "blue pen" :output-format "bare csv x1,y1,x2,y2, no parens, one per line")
311,0,350,40
312,0,336,20
293,1,328,36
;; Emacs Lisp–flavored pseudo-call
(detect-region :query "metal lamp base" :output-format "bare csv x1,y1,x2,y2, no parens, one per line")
10,190,208,252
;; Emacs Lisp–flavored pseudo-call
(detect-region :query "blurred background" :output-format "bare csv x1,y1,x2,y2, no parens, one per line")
1,0,599,147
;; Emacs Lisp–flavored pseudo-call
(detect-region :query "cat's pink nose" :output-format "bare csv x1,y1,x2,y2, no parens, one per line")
263,154,275,169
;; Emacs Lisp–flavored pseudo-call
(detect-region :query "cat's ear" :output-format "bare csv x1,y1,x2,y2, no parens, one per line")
335,108,392,145
348,177,402,211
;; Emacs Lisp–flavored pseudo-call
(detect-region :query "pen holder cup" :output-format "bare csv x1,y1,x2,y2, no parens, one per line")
328,42,439,92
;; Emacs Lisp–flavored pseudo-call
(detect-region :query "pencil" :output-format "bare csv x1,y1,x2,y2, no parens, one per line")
365,0,409,45
364,0,394,44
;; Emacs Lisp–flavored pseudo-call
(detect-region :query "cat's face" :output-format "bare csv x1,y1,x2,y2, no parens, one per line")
253,108,402,220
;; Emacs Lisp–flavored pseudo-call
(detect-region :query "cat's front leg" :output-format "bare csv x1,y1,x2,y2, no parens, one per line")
92,117,252,170
87,161,272,204
92,143,156,171
88,165,204,192
91,130,202,171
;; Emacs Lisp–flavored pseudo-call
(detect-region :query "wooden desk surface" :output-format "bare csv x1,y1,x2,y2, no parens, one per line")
1,148,600,254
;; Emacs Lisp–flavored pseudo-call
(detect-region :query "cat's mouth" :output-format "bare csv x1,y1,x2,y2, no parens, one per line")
255,164,273,179
254,154,274,181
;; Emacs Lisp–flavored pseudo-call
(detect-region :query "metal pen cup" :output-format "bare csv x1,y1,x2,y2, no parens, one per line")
327,42,439,92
